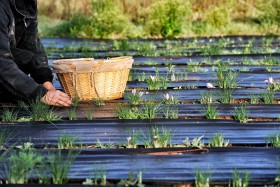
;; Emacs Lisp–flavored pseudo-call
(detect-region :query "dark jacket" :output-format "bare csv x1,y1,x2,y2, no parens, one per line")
0,0,53,100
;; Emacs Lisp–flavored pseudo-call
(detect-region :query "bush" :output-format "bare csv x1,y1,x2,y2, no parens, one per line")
258,0,280,27
89,0,132,38
47,14,91,38
205,6,231,28
145,0,192,38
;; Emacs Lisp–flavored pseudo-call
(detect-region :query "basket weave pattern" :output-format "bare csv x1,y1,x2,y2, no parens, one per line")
53,57,133,101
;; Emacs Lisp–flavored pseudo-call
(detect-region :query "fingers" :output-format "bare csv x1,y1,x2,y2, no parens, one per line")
41,90,72,107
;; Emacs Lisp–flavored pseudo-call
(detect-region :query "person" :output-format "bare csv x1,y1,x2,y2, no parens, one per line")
0,0,72,107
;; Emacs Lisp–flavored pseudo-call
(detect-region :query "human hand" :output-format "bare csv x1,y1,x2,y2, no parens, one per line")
41,90,72,107
43,81,56,91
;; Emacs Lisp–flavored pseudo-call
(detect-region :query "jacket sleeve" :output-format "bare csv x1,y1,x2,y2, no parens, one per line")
0,5,48,100
17,16,53,84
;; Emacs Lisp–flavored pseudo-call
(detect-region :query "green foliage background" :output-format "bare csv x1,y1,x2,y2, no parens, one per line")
38,0,280,38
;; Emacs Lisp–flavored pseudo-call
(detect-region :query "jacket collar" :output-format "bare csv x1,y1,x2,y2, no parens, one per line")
10,0,37,19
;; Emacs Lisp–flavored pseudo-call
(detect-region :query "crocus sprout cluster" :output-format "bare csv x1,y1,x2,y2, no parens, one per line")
264,77,280,91
127,89,144,105
163,93,178,104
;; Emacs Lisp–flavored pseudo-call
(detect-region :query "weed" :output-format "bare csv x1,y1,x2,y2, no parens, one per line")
58,132,81,149
209,133,229,147
195,169,211,187
266,132,280,147
127,89,144,105
184,135,205,148
263,90,275,104
204,104,218,119
200,91,214,104
233,104,250,123
232,169,249,187
1,108,18,122
48,150,80,184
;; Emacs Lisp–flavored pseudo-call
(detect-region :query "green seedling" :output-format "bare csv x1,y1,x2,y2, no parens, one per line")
92,98,105,106
58,132,81,149
117,170,144,187
138,43,156,56
48,150,80,184
127,89,144,105
200,91,214,104
268,82,280,91
100,170,107,186
0,127,14,149
19,97,60,121
86,107,94,120
138,104,160,120
1,108,18,122
195,169,211,187
115,106,139,119
204,104,218,119
209,133,229,147
146,75,161,90
163,105,179,119
249,93,260,104
219,89,233,104
266,132,280,148
184,135,205,148
231,169,249,187
72,96,79,107
126,130,140,149
68,108,77,120
15,142,34,150
263,90,275,104
96,139,115,148
152,127,172,148
6,149,43,184
162,93,179,104
160,76,169,90
216,70,238,89
233,104,250,123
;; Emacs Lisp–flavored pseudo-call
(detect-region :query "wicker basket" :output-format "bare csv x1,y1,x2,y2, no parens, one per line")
52,56,133,101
